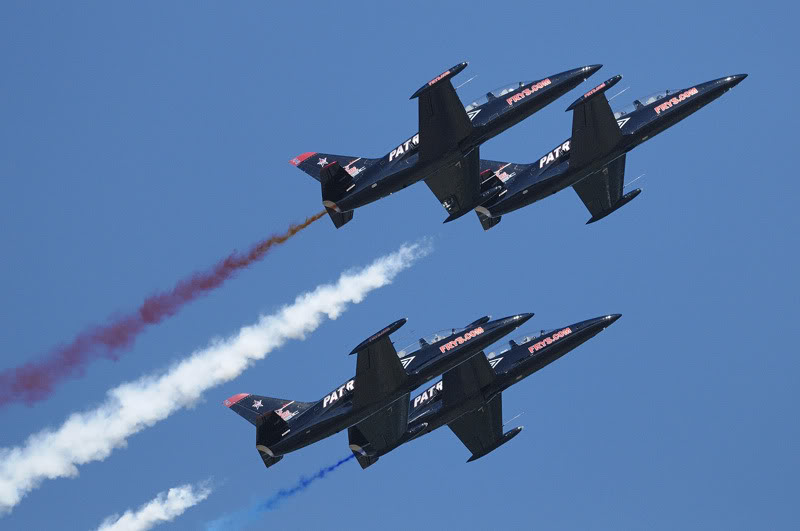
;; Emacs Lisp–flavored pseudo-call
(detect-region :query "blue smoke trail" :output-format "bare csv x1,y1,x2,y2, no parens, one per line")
206,454,355,530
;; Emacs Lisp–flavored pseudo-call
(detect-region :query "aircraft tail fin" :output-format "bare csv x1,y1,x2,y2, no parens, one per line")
289,152,374,182
319,161,357,228
224,393,313,470
223,393,313,427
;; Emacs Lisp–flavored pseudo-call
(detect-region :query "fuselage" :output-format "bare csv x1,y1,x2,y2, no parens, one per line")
376,314,621,458
267,313,532,456
334,65,602,212
480,74,747,218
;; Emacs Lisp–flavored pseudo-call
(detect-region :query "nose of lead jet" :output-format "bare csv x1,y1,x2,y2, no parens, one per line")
582,64,603,77
576,313,622,335
725,74,748,88
513,313,535,326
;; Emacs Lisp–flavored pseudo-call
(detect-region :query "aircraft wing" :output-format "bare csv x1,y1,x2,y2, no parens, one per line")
348,393,410,468
441,351,495,411
424,147,482,222
569,85,622,168
447,394,504,461
351,334,407,410
573,154,626,218
572,153,641,224
412,63,473,164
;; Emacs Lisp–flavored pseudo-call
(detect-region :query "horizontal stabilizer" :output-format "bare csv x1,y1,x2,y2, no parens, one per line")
224,393,312,426
289,152,374,182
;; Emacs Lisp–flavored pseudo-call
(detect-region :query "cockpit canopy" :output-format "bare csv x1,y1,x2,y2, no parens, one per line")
485,329,559,359
464,81,531,112
395,326,470,357
613,89,681,119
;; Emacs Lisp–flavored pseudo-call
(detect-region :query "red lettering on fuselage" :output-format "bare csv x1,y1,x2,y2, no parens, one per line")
527,327,572,353
438,327,485,353
653,87,699,115
506,78,552,106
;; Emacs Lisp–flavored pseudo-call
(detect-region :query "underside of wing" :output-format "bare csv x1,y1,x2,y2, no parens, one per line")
448,394,503,459
416,71,473,164
573,154,641,224
352,335,407,410
570,94,622,169
348,393,410,468
441,352,495,411
573,154,626,218
424,148,481,221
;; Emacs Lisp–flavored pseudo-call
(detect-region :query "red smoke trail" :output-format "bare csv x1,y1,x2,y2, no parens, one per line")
0,210,326,407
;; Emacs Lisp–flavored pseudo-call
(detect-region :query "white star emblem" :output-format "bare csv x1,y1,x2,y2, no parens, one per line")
252,399,263,410
317,157,328,167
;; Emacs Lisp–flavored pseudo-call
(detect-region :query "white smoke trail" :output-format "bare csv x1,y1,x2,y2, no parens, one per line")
97,481,212,531
0,241,430,515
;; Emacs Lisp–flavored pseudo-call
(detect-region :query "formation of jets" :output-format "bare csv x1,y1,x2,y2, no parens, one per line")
226,313,618,467
226,61,746,470
289,63,745,229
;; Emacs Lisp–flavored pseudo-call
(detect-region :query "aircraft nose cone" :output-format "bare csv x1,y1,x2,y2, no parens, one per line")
583,64,603,77
516,313,535,325
727,73,748,87
718,74,747,90
605,314,622,325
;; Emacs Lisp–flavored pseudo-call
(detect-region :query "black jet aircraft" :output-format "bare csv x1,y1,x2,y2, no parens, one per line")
472,73,748,229
289,63,602,228
348,314,621,468
224,313,532,468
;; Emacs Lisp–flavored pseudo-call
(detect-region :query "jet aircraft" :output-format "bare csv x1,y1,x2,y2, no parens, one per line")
224,313,532,468
473,73,747,229
289,63,602,228
350,314,621,468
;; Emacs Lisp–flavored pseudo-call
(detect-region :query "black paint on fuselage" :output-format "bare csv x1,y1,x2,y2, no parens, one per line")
265,314,531,457
335,66,602,212
481,75,747,218
375,314,621,460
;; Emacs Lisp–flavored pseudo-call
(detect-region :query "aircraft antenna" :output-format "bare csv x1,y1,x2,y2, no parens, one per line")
455,75,477,91
607,86,630,102
504,412,525,426
624,173,646,188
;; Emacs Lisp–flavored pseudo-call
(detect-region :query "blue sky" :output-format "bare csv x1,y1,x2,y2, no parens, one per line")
1,1,797,529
